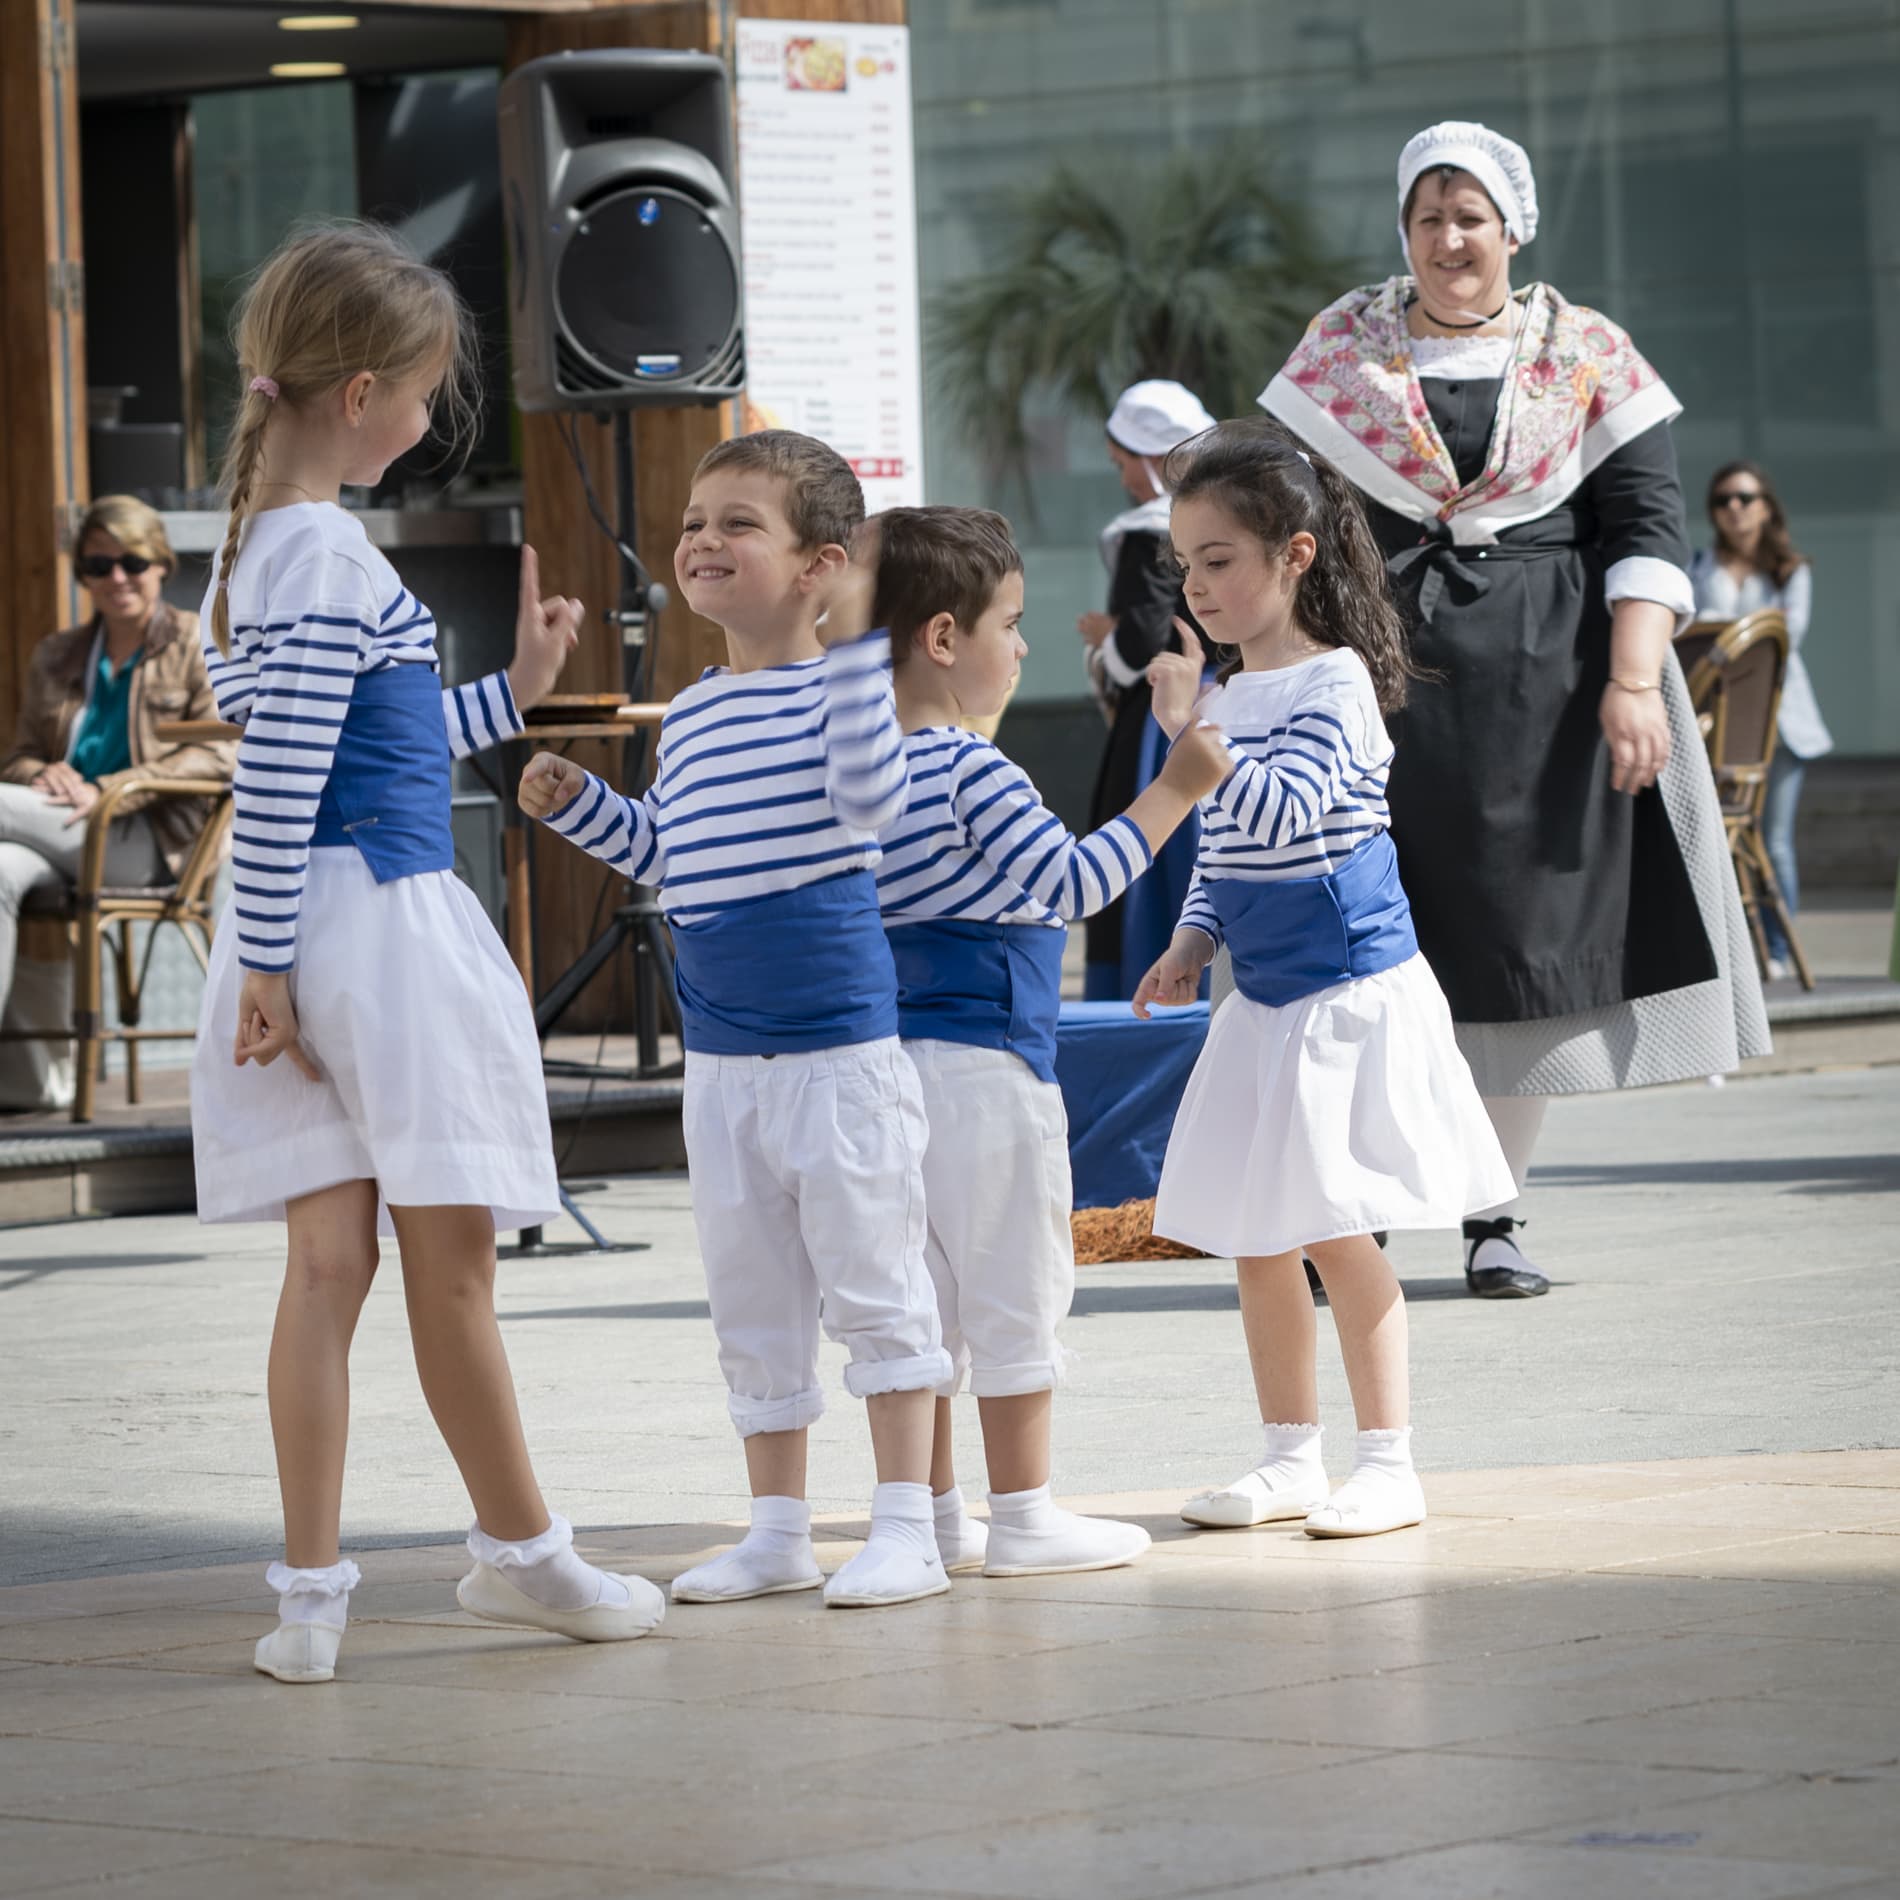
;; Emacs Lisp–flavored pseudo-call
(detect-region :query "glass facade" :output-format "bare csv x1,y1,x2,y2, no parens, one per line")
910,0,1900,756
193,82,357,473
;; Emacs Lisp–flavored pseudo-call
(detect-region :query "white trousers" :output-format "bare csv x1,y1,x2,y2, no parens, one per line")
908,1039,1074,1399
682,1036,952,1438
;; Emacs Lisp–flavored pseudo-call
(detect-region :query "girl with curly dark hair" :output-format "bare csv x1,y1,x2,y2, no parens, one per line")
1132,418,1513,1540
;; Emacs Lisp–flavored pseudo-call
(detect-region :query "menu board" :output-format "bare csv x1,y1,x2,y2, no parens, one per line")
734,19,925,510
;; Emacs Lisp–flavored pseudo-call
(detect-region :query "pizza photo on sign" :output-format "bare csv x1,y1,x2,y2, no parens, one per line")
785,36,847,90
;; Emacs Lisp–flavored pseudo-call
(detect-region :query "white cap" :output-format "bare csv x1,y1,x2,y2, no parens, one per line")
1105,380,1217,458
1397,120,1539,261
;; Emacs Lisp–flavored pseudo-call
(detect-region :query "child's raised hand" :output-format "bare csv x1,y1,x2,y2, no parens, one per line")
506,544,584,714
233,970,320,1081
519,751,587,821
818,516,883,650
1158,720,1232,802
1146,619,1208,738
1132,930,1215,1020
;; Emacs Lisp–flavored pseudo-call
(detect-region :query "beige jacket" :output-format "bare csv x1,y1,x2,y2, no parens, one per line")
1,604,235,879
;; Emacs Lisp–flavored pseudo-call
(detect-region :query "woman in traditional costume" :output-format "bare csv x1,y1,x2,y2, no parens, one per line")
1256,121,1768,1297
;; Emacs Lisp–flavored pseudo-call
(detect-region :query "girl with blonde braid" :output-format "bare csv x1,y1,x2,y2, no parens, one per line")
191,221,664,1682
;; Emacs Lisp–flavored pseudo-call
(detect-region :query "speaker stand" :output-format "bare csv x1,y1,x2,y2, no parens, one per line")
516,410,678,1256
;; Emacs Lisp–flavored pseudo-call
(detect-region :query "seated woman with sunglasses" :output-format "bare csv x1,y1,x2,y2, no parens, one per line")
1688,461,1829,979
0,495,233,1060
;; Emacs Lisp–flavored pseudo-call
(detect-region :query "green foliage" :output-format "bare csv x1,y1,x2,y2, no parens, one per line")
931,140,1357,484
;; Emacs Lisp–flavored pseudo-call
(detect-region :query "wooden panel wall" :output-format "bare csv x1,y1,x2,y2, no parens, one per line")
0,0,88,745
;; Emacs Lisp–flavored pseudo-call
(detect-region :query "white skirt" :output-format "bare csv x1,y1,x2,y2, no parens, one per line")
1154,952,1516,1259
192,847,560,1232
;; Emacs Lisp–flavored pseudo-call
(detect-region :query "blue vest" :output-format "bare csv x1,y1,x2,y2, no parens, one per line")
671,868,898,1056
885,918,1067,1084
310,663,455,882
1212,831,1417,1007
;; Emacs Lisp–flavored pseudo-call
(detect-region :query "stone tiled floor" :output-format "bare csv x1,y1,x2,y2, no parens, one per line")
2,1451,1896,1898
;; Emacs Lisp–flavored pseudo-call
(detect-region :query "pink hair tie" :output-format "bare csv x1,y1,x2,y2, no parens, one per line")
249,375,280,400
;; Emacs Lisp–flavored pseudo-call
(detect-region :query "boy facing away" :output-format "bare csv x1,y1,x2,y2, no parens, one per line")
520,433,952,1609
870,506,1231,1573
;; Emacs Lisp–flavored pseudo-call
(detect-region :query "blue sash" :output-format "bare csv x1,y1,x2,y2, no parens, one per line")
1212,832,1417,1007
310,663,454,882
885,918,1066,1084
671,869,898,1056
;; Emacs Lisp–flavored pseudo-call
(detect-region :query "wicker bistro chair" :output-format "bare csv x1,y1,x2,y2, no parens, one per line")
2,776,234,1121
1675,608,1814,991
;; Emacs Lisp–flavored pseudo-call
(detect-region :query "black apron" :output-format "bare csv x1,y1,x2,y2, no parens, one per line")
1367,375,1715,1025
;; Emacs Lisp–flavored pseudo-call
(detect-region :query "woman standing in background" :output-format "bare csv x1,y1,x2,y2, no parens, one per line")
1689,461,1830,976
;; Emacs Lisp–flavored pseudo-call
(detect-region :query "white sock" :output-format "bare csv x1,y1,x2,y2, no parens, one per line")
1349,1426,1414,1483
266,1557,360,1633
673,1495,821,1601
984,1483,1151,1574
1257,1421,1326,1487
824,1481,946,1605
1304,1426,1425,1534
987,1484,1059,1533
467,1513,633,1612
933,1485,988,1568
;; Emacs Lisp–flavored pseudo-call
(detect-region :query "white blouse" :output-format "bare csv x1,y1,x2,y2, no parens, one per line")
1687,553,1831,759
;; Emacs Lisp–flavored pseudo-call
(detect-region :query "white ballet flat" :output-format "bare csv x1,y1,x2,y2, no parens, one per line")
1180,1472,1329,1529
456,1563,666,1639
1303,1474,1427,1539
254,1621,342,1684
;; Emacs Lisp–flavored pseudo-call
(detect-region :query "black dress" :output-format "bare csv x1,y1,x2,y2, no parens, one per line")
1364,376,1716,1026
1082,527,1205,993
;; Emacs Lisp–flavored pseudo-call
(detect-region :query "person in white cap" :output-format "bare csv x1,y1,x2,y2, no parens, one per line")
1078,378,1218,998
1250,121,1766,1300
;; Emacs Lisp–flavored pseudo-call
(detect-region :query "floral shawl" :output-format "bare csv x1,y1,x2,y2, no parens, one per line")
1259,278,1680,547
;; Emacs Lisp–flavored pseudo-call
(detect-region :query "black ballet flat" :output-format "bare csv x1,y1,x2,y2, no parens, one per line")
1463,1216,1549,1298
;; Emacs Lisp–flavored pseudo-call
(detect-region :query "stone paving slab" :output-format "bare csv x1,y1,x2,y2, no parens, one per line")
4,1066,1899,1587
1,1452,1896,1898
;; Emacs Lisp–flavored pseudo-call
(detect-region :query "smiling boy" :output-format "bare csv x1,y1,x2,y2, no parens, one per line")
520,432,953,1609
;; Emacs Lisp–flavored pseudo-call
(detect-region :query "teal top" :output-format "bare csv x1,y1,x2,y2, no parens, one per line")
67,641,140,781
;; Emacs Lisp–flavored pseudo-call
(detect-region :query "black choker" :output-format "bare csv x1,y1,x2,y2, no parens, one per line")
1410,296,1509,331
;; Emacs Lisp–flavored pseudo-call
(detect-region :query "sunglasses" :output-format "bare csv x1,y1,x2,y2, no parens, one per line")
78,553,155,579
1712,491,1764,509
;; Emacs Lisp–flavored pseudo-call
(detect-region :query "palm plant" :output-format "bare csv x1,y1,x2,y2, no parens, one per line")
932,140,1357,485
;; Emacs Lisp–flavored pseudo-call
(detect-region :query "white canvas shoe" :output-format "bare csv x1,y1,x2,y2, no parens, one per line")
254,1621,342,1684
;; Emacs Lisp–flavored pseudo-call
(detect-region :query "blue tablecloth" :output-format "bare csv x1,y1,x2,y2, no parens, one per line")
1053,1000,1209,1209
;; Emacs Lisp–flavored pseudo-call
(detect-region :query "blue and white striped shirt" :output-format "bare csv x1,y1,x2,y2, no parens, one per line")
1178,650,1393,945
199,504,521,973
542,631,908,925
877,726,1150,928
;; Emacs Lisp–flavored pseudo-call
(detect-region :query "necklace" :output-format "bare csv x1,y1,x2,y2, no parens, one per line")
256,480,330,504
1409,294,1511,333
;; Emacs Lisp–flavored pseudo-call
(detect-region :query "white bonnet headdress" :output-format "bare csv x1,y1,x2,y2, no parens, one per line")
1105,380,1217,459
1397,121,1539,264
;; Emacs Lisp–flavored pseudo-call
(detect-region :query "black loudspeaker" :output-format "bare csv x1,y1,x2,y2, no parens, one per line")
498,50,744,413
